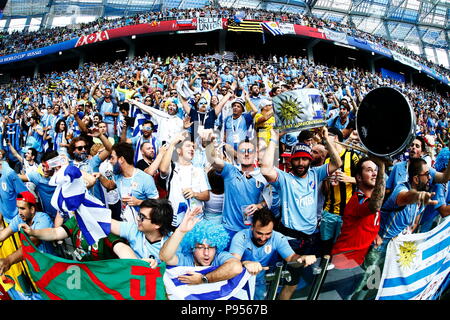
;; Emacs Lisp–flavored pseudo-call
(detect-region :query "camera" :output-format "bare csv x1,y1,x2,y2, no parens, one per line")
124,116,136,127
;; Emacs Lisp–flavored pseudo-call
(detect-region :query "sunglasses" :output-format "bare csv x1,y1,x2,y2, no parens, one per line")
239,148,254,154
137,212,151,222
141,126,152,131
75,145,87,151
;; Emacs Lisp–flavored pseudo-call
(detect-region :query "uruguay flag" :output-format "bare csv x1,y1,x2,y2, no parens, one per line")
376,216,450,300
261,21,284,36
49,165,111,246
164,266,255,300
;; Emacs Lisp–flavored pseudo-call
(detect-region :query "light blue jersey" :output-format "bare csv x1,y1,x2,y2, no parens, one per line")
224,113,254,147
26,170,58,219
220,163,266,232
9,211,55,254
420,182,449,231
229,229,293,283
0,161,28,222
386,161,436,191
114,168,159,212
271,165,329,235
380,182,425,241
119,221,169,262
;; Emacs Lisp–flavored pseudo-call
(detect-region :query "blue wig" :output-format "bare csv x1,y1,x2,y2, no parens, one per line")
434,147,450,172
180,220,230,255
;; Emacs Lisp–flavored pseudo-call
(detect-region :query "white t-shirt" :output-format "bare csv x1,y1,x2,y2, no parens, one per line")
163,162,210,227
99,161,120,205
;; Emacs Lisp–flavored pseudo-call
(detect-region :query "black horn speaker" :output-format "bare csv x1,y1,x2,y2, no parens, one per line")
356,87,416,157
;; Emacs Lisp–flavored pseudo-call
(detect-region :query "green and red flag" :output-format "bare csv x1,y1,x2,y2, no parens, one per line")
20,230,167,300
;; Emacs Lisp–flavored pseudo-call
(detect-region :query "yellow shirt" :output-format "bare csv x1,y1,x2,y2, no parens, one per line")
254,113,275,145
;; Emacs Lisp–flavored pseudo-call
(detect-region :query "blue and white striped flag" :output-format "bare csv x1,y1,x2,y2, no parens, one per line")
376,216,450,300
164,266,255,300
261,21,284,36
49,165,111,246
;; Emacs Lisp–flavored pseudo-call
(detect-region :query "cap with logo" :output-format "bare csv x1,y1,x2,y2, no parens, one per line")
16,191,37,205
290,143,312,161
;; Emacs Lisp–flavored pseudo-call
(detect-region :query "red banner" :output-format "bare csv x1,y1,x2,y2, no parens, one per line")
75,20,198,48
294,25,327,40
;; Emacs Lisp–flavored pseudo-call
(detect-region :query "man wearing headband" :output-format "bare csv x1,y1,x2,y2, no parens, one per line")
160,207,243,285
261,127,342,300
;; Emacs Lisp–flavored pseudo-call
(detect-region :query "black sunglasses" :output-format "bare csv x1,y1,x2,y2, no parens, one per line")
138,212,151,222
75,145,87,151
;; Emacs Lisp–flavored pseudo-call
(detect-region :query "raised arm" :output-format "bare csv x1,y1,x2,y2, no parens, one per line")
159,207,203,266
7,140,23,163
205,135,225,172
260,129,279,183
318,126,342,174
367,157,387,213
243,90,258,118
178,94,192,115
130,99,170,119
214,85,235,116
159,131,187,176
145,144,168,177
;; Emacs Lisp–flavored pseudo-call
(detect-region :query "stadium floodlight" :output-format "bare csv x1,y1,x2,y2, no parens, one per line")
194,42,208,46
59,51,62,55
348,57,356,60
131,35,136,39
116,49,126,53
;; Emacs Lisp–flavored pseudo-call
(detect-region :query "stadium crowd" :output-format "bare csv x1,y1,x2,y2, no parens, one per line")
0,5,448,78
0,48,449,300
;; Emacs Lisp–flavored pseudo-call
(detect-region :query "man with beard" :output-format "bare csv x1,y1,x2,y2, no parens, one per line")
95,142,159,223
229,208,316,300
67,131,112,205
121,119,160,166
206,136,268,245
385,136,450,196
329,157,387,299
260,128,342,300
0,191,54,300
351,158,438,300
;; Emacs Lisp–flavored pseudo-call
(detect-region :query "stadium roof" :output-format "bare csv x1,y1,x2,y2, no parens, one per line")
1,0,448,62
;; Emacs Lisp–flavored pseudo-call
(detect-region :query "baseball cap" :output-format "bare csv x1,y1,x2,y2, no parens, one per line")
259,98,272,107
16,191,37,205
290,143,312,161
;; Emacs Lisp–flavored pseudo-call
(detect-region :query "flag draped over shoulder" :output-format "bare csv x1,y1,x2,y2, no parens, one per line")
164,266,255,300
376,217,450,300
20,230,167,300
50,165,111,246
227,19,263,33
